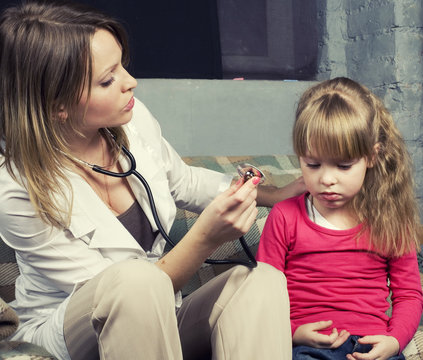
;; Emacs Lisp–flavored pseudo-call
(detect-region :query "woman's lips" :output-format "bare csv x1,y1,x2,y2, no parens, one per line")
124,96,134,111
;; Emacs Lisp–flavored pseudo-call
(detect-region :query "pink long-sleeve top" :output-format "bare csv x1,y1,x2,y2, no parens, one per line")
256,193,423,352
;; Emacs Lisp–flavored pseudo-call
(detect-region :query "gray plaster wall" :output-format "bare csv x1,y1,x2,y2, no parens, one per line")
134,79,312,157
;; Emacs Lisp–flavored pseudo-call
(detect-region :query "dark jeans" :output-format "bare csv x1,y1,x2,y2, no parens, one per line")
293,335,405,360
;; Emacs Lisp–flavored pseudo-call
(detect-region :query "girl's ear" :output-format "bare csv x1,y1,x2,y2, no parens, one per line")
367,143,381,168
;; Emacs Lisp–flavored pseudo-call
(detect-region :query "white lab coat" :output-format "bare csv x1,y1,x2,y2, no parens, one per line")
0,98,232,357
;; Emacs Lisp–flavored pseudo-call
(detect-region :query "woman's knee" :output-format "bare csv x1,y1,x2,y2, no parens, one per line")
254,261,287,284
96,259,174,303
230,261,288,299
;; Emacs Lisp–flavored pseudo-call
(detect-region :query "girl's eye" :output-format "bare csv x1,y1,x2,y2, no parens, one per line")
306,163,320,169
337,163,353,170
100,77,115,88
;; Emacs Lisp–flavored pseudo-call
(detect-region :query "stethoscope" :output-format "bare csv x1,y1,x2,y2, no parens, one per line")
72,130,260,268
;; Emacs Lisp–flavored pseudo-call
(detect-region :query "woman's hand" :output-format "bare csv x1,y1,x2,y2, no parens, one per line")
256,176,306,207
192,176,259,249
157,176,260,291
293,321,350,349
346,335,400,360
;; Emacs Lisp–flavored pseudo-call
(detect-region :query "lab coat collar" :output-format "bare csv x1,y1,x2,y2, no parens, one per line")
123,121,174,236
65,124,174,254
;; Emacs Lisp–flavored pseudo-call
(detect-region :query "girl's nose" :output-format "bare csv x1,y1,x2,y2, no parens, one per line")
320,169,337,186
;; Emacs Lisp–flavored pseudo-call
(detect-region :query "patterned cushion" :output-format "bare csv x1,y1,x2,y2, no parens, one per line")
0,341,57,359
404,328,423,360
0,154,422,359
0,240,18,303
169,155,302,295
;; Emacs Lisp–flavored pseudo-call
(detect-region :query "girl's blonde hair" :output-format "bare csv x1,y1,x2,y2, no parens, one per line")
0,0,130,227
293,77,421,257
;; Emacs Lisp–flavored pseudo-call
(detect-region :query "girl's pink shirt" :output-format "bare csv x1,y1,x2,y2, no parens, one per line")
256,193,423,352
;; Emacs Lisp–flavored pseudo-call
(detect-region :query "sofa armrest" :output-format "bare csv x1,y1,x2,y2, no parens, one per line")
404,327,423,360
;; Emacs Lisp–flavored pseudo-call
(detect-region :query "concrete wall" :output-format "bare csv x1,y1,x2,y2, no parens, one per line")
134,79,312,157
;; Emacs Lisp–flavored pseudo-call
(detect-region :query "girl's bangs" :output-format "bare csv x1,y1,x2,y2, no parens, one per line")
295,102,371,160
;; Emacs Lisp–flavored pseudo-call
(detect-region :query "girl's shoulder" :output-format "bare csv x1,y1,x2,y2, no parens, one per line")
270,193,308,224
273,193,307,213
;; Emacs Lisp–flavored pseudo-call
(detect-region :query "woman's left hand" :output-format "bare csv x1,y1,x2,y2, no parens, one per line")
256,176,306,207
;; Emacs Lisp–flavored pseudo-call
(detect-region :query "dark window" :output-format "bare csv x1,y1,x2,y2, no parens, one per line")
0,0,319,80
217,0,318,80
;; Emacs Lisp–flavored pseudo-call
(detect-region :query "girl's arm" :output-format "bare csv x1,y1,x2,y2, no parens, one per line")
255,201,292,272
347,251,422,360
386,250,423,352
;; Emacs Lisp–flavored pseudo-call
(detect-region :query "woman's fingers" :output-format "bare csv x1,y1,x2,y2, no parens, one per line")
196,177,260,245
225,176,260,210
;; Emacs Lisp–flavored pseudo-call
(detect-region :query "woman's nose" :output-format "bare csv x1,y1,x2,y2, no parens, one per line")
123,69,138,91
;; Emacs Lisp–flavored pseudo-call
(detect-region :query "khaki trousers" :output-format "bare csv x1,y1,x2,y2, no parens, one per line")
64,259,291,360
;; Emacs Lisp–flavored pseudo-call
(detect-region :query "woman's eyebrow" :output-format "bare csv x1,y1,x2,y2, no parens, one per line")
96,63,119,82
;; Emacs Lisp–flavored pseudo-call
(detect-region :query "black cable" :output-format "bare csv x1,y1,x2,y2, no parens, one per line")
131,169,257,268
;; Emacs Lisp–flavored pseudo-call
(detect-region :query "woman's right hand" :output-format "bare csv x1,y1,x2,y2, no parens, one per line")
156,177,260,292
191,176,260,250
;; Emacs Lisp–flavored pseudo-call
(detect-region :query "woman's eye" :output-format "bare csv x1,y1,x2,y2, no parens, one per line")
100,77,115,87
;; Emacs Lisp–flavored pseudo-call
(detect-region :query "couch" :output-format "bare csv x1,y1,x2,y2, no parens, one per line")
1,154,422,359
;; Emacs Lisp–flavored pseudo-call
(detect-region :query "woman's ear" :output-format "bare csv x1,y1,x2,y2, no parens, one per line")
367,143,381,168
54,106,68,123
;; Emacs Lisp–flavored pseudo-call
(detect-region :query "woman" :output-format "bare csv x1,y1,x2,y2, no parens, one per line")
0,1,302,359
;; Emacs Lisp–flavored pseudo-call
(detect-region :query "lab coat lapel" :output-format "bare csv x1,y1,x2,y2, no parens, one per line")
123,123,175,236
68,173,144,252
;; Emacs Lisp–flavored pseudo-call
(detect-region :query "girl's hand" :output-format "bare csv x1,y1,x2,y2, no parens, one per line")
293,321,350,349
346,335,400,360
193,176,259,250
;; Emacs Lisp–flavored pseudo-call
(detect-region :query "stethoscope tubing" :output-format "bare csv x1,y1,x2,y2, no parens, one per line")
92,144,257,268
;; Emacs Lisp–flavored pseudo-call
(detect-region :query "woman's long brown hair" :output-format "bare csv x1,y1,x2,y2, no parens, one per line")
0,1,130,227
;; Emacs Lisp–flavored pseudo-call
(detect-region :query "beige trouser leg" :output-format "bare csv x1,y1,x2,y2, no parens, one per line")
64,259,182,360
177,262,292,360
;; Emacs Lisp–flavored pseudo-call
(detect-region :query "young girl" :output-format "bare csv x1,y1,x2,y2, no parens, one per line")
257,77,423,360
0,1,302,359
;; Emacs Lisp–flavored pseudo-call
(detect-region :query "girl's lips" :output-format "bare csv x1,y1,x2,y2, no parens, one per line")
124,97,134,111
319,192,340,201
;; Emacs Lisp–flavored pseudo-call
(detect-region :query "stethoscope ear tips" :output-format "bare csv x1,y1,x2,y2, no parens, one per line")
236,163,266,184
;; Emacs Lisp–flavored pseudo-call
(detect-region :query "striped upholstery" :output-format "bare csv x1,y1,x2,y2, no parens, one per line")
170,155,302,296
0,239,18,303
0,154,422,359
